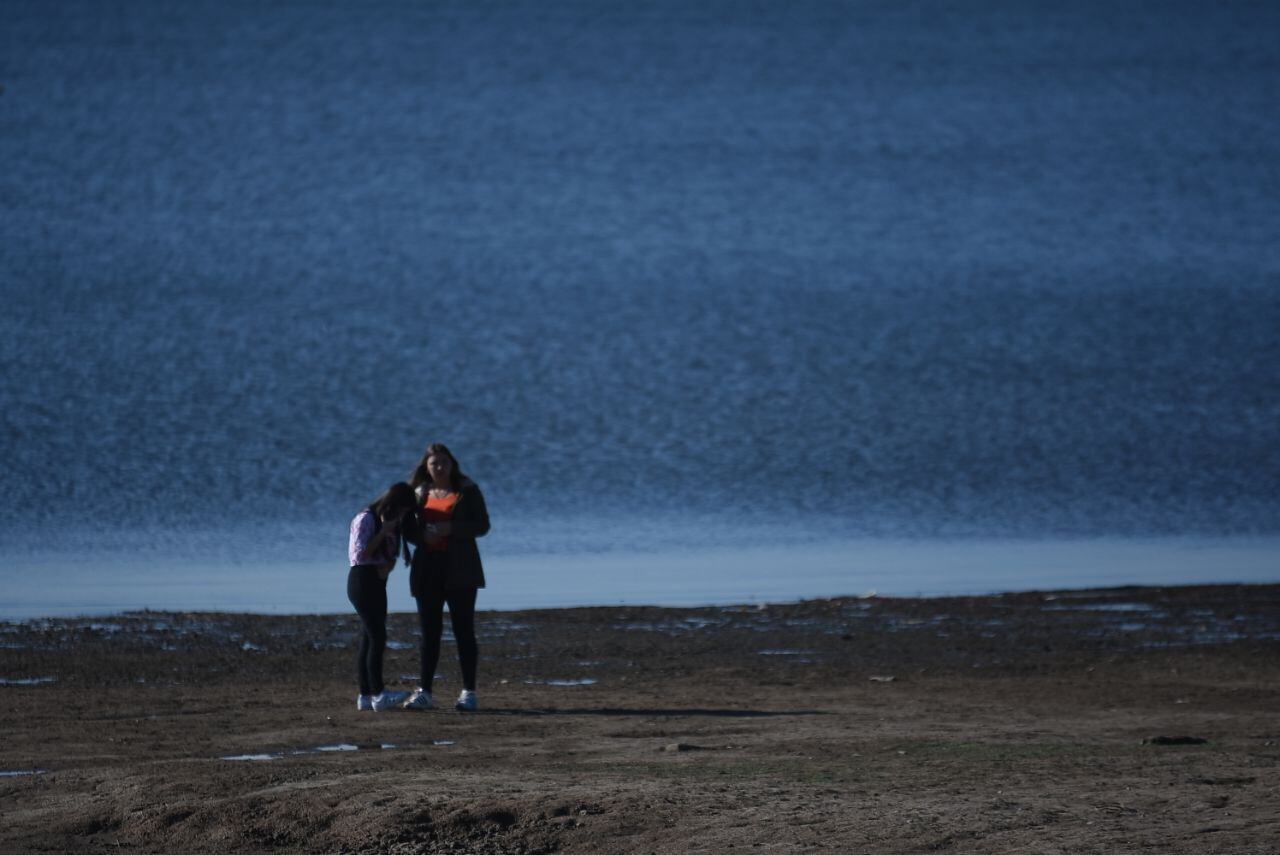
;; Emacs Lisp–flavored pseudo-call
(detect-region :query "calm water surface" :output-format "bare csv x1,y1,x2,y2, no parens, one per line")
2,1,1277,614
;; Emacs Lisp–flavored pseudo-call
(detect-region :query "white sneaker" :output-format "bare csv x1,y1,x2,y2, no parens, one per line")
356,694,373,711
370,689,408,711
402,688,433,710
455,689,477,712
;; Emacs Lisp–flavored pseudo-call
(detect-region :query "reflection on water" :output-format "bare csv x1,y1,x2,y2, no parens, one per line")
1042,602,1160,613
220,754,279,762
220,741,450,761
0,676,57,686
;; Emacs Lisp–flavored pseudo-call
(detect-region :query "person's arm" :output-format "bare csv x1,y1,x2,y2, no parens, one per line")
349,511,376,566
446,484,490,540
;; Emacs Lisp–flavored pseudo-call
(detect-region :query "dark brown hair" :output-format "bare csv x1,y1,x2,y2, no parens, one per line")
370,481,417,520
409,442,466,492
366,481,417,556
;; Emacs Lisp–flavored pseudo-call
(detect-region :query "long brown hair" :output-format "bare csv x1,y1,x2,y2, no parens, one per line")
409,442,466,492
366,481,416,555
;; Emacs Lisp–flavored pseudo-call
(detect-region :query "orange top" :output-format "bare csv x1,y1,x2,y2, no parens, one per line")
421,492,459,552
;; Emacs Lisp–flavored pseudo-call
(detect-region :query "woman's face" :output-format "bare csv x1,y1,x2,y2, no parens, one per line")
426,452,454,483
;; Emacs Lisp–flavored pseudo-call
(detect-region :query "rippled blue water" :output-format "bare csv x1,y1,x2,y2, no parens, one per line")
2,1,1278,604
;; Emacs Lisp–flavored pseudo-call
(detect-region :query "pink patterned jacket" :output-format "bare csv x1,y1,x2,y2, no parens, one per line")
348,509,398,568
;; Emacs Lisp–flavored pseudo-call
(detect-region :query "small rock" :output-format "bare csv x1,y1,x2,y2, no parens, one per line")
869,675,895,683
661,742,703,752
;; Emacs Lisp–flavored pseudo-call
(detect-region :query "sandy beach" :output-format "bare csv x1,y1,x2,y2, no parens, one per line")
3,584,1278,853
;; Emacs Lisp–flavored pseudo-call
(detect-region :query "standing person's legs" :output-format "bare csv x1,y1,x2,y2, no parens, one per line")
347,567,388,696
414,589,447,692
445,587,479,692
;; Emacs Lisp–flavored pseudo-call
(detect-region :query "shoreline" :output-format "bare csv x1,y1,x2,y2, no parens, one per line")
4,535,1278,620
4,577,1280,623
4,583,1280,851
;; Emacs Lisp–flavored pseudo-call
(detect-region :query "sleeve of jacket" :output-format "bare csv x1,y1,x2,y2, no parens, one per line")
451,483,491,540
400,508,425,549
348,511,376,566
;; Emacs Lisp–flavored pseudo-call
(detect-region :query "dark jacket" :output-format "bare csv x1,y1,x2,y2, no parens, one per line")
407,478,490,594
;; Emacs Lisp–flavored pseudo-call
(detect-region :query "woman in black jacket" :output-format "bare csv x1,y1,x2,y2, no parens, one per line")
402,443,490,712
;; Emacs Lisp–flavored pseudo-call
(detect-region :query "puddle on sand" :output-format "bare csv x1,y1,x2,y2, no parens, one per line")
757,649,815,663
524,678,598,686
681,617,721,630
1042,602,1158,613
0,676,57,686
1,770,47,777
221,753,279,762
220,741,451,761
612,619,722,635
399,672,445,682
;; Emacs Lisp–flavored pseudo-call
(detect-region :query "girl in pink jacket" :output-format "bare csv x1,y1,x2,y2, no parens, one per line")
348,482,417,711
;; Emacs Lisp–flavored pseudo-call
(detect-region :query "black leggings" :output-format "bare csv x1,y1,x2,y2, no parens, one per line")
414,586,479,692
347,565,389,696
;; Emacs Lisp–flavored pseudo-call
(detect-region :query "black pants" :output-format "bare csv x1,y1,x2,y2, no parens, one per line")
414,583,479,693
347,565,389,696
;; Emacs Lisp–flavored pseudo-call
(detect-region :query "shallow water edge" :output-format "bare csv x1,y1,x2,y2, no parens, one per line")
2,536,1276,620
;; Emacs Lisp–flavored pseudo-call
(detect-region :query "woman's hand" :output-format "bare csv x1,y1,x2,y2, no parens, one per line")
377,561,395,580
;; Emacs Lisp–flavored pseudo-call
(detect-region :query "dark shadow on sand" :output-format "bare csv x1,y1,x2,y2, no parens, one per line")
476,707,825,718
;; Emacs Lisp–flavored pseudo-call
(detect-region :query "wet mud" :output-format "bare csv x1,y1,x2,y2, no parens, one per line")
3,584,1279,852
